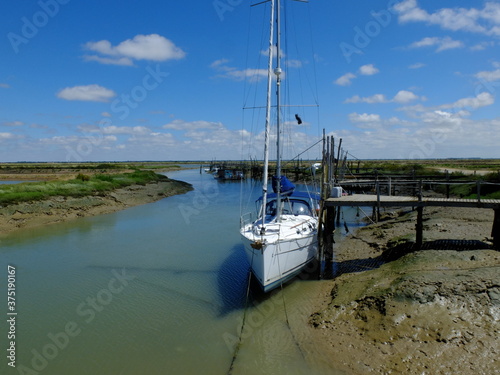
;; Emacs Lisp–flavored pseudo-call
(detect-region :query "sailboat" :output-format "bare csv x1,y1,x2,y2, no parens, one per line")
240,0,320,293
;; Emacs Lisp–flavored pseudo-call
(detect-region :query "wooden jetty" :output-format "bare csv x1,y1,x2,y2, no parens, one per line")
201,160,318,181
325,194,500,209
317,134,500,272
325,194,500,250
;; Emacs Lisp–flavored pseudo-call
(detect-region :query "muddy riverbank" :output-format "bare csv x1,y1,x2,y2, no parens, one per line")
0,178,192,236
308,206,499,374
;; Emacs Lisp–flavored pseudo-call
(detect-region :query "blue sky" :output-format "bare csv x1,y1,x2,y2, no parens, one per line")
1,0,500,162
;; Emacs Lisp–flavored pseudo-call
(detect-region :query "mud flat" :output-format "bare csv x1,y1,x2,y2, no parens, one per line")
308,206,500,374
0,179,192,236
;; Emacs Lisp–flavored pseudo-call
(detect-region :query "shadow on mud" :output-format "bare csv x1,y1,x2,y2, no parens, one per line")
330,239,494,279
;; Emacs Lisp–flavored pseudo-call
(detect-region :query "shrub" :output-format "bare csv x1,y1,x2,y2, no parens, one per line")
76,173,90,182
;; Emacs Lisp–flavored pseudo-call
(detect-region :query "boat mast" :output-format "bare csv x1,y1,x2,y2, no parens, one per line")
261,0,276,229
275,0,283,220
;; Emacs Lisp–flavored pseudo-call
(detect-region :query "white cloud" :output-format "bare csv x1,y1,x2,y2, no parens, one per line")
2,121,24,127
349,113,381,122
345,94,387,104
402,92,493,112
359,64,379,76
409,36,464,52
83,55,134,66
399,92,494,121
0,83,10,89
394,0,500,36
39,135,117,147
475,68,500,82
77,124,152,135
260,46,284,58
210,59,268,82
335,65,378,86
446,92,494,110
210,59,230,69
420,110,467,127
348,113,417,131
57,84,117,102
102,126,151,135
163,119,224,131
286,59,302,68
84,34,185,66
393,90,419,103
223,68,269,82
345,90,422,104
30,123,50,130
127,132,176,147
334,72,356,86
326,113,500,159
469,41,496,51
409,62,426,69
0,132,18,140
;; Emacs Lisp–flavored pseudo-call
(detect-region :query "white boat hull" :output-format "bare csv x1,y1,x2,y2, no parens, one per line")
240,215,318,292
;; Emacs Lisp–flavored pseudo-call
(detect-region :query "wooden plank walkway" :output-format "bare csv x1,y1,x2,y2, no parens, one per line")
325,194,500,209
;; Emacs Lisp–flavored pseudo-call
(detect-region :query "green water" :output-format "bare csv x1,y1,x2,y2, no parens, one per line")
1,169,350,375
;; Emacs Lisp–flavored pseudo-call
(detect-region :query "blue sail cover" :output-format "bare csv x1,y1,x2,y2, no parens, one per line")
272,175,295,195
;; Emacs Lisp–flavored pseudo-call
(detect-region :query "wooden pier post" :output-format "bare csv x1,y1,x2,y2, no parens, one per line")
492,209,500,250
375,180,381,222
323,205,336,277
415,180,424,250
446,170,450,199
416,207,424,250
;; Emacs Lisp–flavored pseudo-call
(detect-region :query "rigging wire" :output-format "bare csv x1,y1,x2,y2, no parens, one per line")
276,0,322,165
234,1,320,371
240,2,270,216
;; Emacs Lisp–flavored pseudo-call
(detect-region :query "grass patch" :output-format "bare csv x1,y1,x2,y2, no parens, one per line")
0,170,168,206
359,161,434,175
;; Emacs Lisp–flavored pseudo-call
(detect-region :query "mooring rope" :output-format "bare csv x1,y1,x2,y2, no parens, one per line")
358,206,376,224
227,251,255,375
228,237,311,374
276,242,308,363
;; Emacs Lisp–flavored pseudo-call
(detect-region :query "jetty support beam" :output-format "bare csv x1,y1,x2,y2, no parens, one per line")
416,206,424,250
415,182,424,250
322,206,336,276
493,209,500,250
